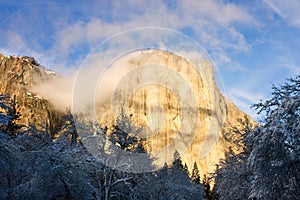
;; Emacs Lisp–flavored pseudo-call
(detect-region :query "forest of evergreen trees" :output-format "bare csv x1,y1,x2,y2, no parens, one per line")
0,75,299,200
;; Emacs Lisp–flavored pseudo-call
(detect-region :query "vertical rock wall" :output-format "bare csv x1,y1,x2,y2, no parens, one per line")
0,55,62,135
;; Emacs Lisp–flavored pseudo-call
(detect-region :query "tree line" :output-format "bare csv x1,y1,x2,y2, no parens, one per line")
1,74,299,199
0,95,207,200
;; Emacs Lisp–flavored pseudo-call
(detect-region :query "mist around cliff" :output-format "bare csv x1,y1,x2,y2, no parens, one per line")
30,50,211,113
31,72,75,111
30,55,132,112
32,49,223,117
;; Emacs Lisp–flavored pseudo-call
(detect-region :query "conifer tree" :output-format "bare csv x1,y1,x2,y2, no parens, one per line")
191,162,201,184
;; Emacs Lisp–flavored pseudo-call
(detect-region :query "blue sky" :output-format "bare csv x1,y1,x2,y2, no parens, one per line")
0,0,299,119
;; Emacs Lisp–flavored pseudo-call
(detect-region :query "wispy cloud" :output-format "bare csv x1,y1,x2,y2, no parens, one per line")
227,88,266,119
0,0,255,73
264,0,300,28
49,0,254,73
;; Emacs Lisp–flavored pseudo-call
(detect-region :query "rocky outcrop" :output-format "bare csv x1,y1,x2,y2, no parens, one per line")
0,54,62,135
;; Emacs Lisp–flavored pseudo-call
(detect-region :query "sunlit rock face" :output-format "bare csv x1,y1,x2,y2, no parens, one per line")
0,54,61,134
95,50,257,176
0,52,256,176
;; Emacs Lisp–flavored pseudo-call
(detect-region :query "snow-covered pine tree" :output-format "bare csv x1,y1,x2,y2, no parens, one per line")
247,75,300,199
213,75,300,200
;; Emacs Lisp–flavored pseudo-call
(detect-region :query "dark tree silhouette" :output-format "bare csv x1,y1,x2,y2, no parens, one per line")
191,162,201,185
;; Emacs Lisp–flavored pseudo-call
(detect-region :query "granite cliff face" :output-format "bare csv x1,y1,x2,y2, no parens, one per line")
95,50,257,175
0,53,61,134
0,52,256,176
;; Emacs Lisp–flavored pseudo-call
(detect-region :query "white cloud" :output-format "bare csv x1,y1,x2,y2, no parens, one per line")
264,0,300,28
50,0,254,73
0,0,254,74
227,88,266,119
0,30,26,51
180,0,252,25
229,89,261,104
282,64,300,75
31,74,76,111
